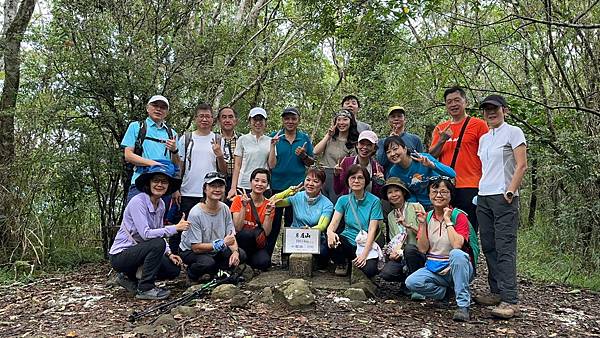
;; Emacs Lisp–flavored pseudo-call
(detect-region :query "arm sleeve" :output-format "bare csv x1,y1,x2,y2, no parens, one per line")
334,196,346,214
510,127,527,149
224,209,236,235
314,201,334,232
376,139,390,170
425,153,456,178
186,212,204,244
370,197,384,220
273,187,296,207
121,122,138,148
230,196,242,213
454,212,470,241
234,137,244,157
333,157,351,194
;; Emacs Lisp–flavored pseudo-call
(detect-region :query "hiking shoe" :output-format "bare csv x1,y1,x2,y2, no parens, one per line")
116,273,137,295
410,292,426,301
334,265,348,276
453,307,470,322
135,287,171,300
491,302,520,319
474,293,501,306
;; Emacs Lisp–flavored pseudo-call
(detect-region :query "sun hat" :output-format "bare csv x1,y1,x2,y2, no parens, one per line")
135,159,181,195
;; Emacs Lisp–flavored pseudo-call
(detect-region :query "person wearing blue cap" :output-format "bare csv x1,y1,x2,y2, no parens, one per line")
109,160,190,300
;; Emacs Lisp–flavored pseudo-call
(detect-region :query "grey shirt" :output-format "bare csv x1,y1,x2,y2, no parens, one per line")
179,202,235,252
357,120,372,133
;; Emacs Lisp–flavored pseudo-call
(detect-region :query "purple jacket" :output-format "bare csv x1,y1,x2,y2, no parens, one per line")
333,156,384,197
109,193,177,255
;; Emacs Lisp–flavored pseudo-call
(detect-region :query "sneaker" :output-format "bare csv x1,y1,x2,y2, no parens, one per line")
334,265,348,276
491,302,520,319
453,307,470,322
135,287,171,300
410,292,426,301
116,273,137,295
474,293,501,306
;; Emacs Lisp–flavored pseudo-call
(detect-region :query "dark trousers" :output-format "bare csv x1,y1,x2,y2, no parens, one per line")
454,187,479,232
267,189,294,257
109,238,180,291
235,229,271,271
180,248,247,279
331,236,378,278
224,176,233,207
477,194,519,304
379,244,425,282
168,196,203,254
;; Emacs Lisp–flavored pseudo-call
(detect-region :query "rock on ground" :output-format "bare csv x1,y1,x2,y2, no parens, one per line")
211,284,239,300
276,278,315,308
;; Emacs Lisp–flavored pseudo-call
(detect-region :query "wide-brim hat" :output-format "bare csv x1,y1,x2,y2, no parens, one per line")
135,159,181,195
381,177,411,200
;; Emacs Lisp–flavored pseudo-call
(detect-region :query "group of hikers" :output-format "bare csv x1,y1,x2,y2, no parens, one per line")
109,86,528,322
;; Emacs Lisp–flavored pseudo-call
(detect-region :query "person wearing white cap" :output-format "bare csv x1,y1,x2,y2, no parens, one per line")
227,107,277,200
333,130,385,197
121,94,179,202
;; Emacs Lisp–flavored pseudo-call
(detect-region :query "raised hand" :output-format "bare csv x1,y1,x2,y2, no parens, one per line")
439,124,453,140
412,154,435,168
333,157,343,176
327,122,336,137
271,130,282,145
443,207,453,222
238,189,250,206
416,210,427,226
294,142,307,157
211,137,224,158
175,213,190,231
166,136,178,153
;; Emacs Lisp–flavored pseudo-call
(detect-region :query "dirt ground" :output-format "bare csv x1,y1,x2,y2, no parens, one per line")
1,262,599,337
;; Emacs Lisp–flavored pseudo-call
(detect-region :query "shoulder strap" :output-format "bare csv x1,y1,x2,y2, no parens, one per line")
248,198,264,229
450,116,471,168
134,120,147,156
181,132,193,179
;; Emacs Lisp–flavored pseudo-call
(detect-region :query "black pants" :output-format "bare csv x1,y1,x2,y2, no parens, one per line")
379,244,425,282
331,236,378,278
109,238,180,291
235,229,271,271
180,248,247,279
266,189,294,257
453,188,479,232
168,196,203,254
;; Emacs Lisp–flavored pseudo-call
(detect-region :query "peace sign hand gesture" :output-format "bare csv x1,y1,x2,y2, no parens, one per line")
271,130,282,145
211,137,224,158
237,189,250,206
438,124,453,141
295,142,307,158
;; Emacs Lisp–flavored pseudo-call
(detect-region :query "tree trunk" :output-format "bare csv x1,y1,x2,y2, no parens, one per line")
0,0,36,248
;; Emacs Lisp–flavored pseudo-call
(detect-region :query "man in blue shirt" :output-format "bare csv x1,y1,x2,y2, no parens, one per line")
121,95,179,202
267,107,315,257
377,106,425,175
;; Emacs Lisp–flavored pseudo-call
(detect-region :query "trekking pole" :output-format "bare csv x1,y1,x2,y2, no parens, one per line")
128,268,245,323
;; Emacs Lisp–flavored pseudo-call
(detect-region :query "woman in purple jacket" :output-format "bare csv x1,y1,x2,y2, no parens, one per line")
109,160,190,300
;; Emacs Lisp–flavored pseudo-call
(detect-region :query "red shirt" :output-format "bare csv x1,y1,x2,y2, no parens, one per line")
430,117,488,188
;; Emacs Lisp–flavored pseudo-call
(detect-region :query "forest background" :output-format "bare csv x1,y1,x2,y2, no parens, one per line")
0,0,598,290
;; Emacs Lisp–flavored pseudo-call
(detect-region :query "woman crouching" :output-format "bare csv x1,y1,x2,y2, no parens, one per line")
109,160,190,300
179,172,246,283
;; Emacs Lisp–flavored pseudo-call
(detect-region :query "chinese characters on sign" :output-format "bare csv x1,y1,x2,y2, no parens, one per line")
283,228,320,254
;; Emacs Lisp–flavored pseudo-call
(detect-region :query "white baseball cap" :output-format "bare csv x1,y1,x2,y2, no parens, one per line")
358,130,378,144
248,107,267,119
147,95,170,109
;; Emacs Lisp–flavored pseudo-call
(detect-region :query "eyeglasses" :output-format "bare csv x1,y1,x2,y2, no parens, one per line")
430,190,450,197
150,178,169,185
349,176,365,181
197,114,213,120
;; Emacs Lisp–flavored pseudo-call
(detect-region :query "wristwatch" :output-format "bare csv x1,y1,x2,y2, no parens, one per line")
506,191,514,198
445,222,455,229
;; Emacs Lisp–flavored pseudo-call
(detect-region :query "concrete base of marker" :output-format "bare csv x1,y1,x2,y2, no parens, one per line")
288,253,313,278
